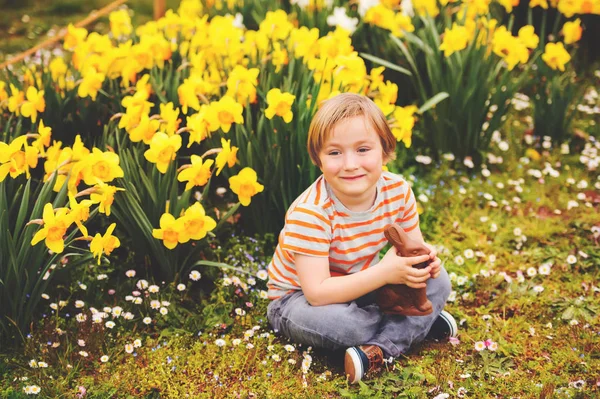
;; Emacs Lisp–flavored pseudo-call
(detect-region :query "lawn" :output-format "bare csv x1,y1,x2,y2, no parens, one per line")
0,0,599,397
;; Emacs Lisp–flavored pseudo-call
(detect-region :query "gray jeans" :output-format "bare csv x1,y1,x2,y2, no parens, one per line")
267,267,452,358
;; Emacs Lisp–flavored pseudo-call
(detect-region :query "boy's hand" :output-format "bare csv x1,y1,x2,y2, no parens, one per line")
380,246,431,288
424,243,441,279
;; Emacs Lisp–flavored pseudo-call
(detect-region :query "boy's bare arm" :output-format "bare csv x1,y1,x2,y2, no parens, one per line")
295,249,431,307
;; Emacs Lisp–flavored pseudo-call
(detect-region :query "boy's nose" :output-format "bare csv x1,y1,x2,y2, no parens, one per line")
343,154,359,170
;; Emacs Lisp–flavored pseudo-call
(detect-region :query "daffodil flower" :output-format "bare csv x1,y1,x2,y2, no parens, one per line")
81,148,124,185
20,86,46,123
179,202,217,242
228,167,264,206
439,23,469,58
177,155,214,191
68,194,93,237
212,96,244,133
90,181,125,216
215,138,238,176
152,213,185,249
31,203,74,254
265,88,295,123
90,223,121,264
144,132,182,173
542,42,571,71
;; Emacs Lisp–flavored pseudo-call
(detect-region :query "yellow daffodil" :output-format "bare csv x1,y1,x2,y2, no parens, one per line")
392,13,415,37
68,194,93,237
78,68,105,101
271,42,289,73
226,65,260,105
90,181,124,216
439,23,470,58
364,4,396,31
265,88,295,123
31,203,74,254
49,57,68,83
109,9,132,38
37,120,52,148
229,167,264,206
20,86,45,123
562,19,582,44
259,10,294,41
64,24,88,51
81,148,124,185
0,136,39,181
186,105,220,147
212,96,244,133
518,25,539,49
152,213,185,249
8,84,24,115
215,138,238,176
159,102,181,136
90,223,121,264
493,27,528,70
178,75,206,114
144,132,182,173
375,81,398,108
558,0,580,17
129,114,160,144
177,155,214,191
542,42,571,71
412,0,440,18
289,26,320,59
179,202,217,242
391,105,418,148
0,82,8,104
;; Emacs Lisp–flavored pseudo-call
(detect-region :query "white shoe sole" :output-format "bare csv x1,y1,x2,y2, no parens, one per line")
345,347,364,384
439,310,458,338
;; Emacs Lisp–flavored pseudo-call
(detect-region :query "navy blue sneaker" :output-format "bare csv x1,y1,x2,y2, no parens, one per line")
426,310,458,341
344,344,384,384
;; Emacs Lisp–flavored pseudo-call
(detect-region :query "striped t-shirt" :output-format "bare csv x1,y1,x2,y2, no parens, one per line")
267,171,420,300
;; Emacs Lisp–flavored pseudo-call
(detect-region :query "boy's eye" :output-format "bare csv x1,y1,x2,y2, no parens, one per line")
328,150,340,156
358,148,370,153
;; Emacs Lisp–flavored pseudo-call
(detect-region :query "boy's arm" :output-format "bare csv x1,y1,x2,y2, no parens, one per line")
296,250,431,307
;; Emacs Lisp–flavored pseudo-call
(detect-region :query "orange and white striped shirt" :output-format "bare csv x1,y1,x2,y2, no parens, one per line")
267,171,420,300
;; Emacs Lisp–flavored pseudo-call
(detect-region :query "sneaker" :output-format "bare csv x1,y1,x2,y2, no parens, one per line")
344,344,384,384
426,310,458,341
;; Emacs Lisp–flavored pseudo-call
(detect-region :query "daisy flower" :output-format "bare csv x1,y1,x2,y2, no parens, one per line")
538,263,551,275
100,355,109,363
215,339,226,347
474,341,486,351
125,344,134,353
189,270,202,281
566,255,577,264
177,283,186,291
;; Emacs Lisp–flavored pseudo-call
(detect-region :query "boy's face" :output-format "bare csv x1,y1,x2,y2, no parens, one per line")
318,115,387,211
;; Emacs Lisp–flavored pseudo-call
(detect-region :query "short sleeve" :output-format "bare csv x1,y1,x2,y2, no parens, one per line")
281,204,331,257
398,185,420,233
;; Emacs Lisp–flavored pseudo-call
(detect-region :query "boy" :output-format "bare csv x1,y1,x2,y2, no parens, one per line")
266,93,457,384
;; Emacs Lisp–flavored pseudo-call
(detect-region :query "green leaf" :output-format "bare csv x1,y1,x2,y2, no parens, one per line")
418,92,449,114
359,52,413,76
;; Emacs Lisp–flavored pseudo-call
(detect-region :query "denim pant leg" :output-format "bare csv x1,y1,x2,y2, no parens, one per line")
267,291,383,351
366,266,452,358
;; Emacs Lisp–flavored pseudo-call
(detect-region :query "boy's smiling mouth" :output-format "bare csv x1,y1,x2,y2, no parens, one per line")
340,175,365,180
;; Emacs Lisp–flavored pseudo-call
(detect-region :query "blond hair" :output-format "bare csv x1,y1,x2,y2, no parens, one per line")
307,93,396,168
